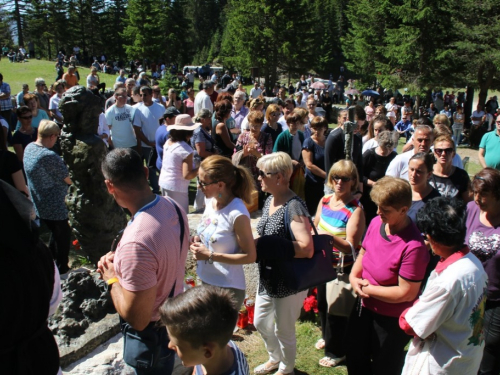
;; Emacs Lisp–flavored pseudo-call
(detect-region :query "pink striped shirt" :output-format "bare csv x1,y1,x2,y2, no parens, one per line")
114,195,189,321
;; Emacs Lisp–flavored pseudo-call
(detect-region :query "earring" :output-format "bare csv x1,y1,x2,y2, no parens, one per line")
218,192,222,198
277,182,279,186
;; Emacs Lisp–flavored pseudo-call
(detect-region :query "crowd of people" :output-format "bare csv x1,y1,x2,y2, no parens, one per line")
1,68,500,375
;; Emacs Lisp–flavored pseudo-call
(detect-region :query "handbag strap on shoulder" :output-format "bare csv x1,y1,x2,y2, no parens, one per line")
166,197,185,298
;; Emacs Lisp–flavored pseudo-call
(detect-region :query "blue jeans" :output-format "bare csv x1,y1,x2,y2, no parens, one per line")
121,318,176,375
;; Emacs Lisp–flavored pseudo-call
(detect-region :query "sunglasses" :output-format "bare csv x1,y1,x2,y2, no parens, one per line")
496,121,500,124
20,115,33,119
197,176,219,188
140,93,151,97
258,170,277,178
332,175,352,183
434,147,454,155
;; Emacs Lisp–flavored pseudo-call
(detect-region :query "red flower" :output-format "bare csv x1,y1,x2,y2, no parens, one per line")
72,239,81,250
303,295,318,313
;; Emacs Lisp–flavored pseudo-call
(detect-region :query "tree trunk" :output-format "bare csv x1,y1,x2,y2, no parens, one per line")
477,63,497,109
464,86,474,130
14,0,24,47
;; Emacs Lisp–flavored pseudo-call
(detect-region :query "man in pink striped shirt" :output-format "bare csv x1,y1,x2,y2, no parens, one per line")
98,148,189,374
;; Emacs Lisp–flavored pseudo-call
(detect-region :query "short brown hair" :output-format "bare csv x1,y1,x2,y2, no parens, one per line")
370,177,412,209
248,110,264,125
265,104,280,123
472,168,500,201
159,285,238,348
285,111,302,125
214,100,232,122
310,116,328,130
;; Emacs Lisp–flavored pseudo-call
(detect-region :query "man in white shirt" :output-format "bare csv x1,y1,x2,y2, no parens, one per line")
49,81,65,125
133,86,165,194
185,70,195,88
250,82,262,99
401,99,414,121
471,104,486,127
386,125,433,180
385,97,398,123
194,80,214,115
105,88,137,149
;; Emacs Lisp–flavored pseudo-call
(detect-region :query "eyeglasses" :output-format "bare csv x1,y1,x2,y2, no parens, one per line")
270,112,280,116
197,176,219,188
258,170,277,178
434,147,454,155
332,175,352,183
140,93,151,97
496,121,500,124
20,115,33,119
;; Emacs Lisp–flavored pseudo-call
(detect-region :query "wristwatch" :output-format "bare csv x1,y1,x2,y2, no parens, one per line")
208,250,214,264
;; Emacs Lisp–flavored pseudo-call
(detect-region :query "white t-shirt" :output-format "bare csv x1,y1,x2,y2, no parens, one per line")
385,102,398,117
471,110,485,126
133,102,164,147
196,197,249,290
402,252,487,375
194,91,213,116
105,104,137,148
97,112,110,147
362,138,378,153
386,150,414,180
159,141,193,192
49,94,63,122
86,74,99,89
278,115,289,131
249,87,262,99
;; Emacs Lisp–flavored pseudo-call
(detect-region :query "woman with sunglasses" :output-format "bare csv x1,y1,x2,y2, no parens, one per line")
12,106,38,163
15,93,49,131
430,135,471,202
190,155,256,310
466,168,500,374
253,152,313,375
346,176,430,375
313,160,365,368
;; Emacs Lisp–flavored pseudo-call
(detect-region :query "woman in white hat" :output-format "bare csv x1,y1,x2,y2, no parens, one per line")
159,114,200,212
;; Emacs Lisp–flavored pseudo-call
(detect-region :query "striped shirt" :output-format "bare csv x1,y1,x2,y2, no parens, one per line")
317,194,361,268
194,341,249,375
114,195,189,321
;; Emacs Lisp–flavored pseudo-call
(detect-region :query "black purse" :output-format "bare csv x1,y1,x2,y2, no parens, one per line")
281,204,337,291
121,197,185,370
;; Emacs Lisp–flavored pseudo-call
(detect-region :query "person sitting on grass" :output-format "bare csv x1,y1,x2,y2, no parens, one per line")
160,285,250,375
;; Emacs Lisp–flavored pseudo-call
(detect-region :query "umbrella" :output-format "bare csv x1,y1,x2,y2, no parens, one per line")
344,88,359,96
310,81,326,89
361,89,380,96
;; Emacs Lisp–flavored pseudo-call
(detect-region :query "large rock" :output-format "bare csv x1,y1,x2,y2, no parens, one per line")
59,86,127,265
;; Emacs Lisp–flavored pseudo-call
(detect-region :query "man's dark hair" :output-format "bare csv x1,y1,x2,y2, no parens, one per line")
101,148,148,191
0,73,3,81
140,86,152,95
416,197,467,248
284,98,296,108
132,86,141,96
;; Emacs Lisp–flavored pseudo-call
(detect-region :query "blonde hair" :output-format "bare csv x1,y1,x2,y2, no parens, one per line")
256,152,293,182
326,160,359,192
370,177,411,209
200,155,254,203
38,120,60,138
294,107,308,121
433,114,450,127
265,104,280,123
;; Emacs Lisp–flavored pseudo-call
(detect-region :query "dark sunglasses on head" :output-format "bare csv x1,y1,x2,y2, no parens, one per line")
332,175,352,183
434,147,454,155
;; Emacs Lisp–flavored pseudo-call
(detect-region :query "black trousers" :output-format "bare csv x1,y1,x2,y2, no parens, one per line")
317,281,349,358
346,304,410,375
43,219,71,274
478,299,500,375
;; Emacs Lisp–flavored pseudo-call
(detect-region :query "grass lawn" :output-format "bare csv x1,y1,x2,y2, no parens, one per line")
1,59,119,94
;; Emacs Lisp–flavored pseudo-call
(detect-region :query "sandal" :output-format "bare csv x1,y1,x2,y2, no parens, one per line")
254,361,280,374
319,356,345,367
314,338,325,350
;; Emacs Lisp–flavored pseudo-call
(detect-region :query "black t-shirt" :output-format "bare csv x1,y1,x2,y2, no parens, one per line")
261,123,283,145
429,167,470,199
12,129,38,150
408,188,441,223
0,150,22,187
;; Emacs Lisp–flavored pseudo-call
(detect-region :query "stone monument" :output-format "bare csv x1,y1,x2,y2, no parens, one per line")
59,86,127,264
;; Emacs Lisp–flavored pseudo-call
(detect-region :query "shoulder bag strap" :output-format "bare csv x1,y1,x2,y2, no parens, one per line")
285,199,318,240
166,197,185,298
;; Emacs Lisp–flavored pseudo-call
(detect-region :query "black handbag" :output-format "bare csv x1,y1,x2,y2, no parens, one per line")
282,204,336,291
120,197,184,370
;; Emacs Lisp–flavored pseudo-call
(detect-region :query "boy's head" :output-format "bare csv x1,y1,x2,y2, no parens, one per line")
159,285,238,367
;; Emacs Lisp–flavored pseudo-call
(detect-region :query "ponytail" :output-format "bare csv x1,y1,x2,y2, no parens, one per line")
232,165,255,203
